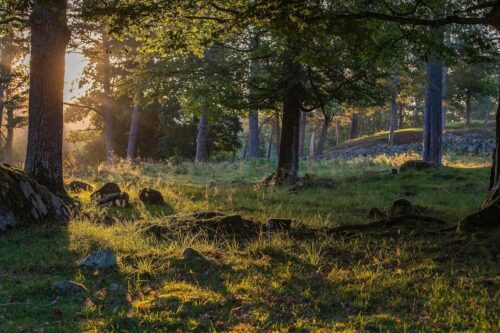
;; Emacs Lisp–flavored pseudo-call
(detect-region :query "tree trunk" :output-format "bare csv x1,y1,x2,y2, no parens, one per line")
126,104,140,161
275,112,281,157
247,109,259,158
25,0,70,194
0,27,15,153
315,116,329,159
465,88,472,128
398,105,404,130
309,128,316,160
266,120,274,159
102,29,114,164
349,114,359,139
4,100,13,165
389,68,398,145
335,121,340,146
195,113,209,163
422,28,443,167
299,111,306,158
276,52,303,180
442,66,448,130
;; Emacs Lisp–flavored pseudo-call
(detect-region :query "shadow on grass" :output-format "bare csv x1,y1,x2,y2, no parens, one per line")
0,224,131,332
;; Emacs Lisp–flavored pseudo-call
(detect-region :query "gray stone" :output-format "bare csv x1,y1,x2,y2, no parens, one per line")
79,248,117,269
54,280,88,294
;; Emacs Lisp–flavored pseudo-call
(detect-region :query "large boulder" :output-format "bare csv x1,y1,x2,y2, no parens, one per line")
0,165,69,231
400,160,437,172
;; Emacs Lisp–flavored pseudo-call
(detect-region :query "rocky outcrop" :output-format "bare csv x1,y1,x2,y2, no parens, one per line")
327,133,495,159
0,164,69,232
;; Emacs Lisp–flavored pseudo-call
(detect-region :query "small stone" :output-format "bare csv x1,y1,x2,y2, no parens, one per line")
79,248,117,269
108,283,124,293
54,280,88,294
138,188,165,205
182,247,204,260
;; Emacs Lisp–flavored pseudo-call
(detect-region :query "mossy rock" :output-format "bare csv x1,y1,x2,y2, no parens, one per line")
0,164,69,231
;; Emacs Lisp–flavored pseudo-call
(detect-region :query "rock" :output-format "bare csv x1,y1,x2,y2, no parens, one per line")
0,164,69,232
90,183,121,200
108,283,124,293
368,207,386,219
265,218,294,231
139,188,165,205
390,199,413,216
79,248,117,269
399,160,437,172
460,199,500,232
54,280,88,294
98,192,130,207
182,247,204,260
67,180,93,193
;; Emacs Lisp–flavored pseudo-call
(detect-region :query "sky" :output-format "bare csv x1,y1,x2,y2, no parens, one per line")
64,52,89,102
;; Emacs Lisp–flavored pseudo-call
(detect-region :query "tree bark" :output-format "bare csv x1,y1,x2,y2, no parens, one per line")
315,116,329,159
299,111,306,158
275,111,281,157
126,104,140,161
266,120,274,159
422,28,443,167
309,128,316,160
465,88,472,128
442,66,448,130
349,114,359,139
0,27,15,150
247,109,259,158
102,29,114,164
195,112,209,163
389,68,398,145
4,94,13,165
25,0,70,194
398,105,404,129
276,51,303,180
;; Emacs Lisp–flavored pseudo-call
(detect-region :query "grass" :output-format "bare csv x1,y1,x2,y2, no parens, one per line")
0,155,499,332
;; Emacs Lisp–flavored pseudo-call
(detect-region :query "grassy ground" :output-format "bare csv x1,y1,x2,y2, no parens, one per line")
0,156,499,332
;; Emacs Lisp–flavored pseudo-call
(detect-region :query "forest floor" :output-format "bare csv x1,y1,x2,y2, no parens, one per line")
0,155,499,332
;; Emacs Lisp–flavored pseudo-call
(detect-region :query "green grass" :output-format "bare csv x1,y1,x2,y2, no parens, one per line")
1,156,499,332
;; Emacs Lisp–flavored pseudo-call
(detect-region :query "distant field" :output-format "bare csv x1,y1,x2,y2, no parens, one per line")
0,157,498,332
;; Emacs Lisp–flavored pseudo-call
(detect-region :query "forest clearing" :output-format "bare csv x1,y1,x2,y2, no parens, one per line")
1,0,499,332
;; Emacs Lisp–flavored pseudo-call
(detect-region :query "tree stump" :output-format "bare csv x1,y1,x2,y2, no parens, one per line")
0,164,69,231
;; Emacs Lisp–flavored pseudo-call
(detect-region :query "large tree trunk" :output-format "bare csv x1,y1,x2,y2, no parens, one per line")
422,28,443,167
0,27,15,153
389,68,398,145
247,109,259,158
442,66,448,130
465,88,472,128
315,116,329,159
299,111,306,158
195,113,209,163
126,104,140,161
276,52,303,180
102,29,114,164
25,0,70,194
275,111,281,157
461,92,500,230
349,114,359,139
